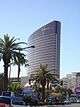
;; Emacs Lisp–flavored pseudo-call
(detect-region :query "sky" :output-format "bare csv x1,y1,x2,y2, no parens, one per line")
0,0,80,78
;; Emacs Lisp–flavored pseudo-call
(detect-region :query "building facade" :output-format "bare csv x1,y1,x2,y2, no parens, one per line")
27,21,61,78
62,72,80,93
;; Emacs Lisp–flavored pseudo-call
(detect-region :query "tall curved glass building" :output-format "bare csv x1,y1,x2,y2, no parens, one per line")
27,21,61,78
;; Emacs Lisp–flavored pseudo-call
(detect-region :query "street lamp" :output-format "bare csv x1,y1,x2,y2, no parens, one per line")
22,45,35,50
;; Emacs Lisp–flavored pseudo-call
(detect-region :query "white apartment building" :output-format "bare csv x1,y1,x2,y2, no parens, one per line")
62,72,80,93
76,73,80,88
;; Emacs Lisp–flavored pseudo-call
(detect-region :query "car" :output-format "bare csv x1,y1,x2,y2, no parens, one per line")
70,97,77,103
64,99,71,104
0,95,26,107
47,96,57,105
12,96,25,106
2,91,11,97
77,99,80,103
0,96,12,107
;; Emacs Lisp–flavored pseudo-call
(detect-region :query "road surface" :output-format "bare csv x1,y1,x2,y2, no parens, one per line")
42,104,80,107
13,103,80,107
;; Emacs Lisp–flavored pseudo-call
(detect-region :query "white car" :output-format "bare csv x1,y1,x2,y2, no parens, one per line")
64,99,71,104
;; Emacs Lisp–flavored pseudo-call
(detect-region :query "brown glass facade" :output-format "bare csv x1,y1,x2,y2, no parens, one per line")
27,21,61,78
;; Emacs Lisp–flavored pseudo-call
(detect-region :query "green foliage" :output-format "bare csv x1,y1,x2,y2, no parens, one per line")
35,64,53,87
0,34,27,90
54,85,73,102
67,88,73,97
33,64,54,102
8,82,22,93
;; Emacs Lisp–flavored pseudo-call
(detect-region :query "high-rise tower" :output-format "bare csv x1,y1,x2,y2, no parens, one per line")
27,21,61,78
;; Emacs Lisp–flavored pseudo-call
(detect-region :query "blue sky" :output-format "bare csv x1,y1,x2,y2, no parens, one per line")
0,0,80,78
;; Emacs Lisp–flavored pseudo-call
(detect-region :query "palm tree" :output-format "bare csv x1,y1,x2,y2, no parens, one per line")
0,34,27,90
34,64,53,102
13,50,28,82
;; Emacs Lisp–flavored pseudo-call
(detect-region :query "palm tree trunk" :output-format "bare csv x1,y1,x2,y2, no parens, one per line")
9,64,11,84
42,85,45,102
4,64,8,90
18,63,20,82
47,79,49,90
41,78,46,102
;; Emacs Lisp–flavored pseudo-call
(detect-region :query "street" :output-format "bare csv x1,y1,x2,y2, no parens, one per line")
13,103,80,107
41,104,80,107
30,104,80,107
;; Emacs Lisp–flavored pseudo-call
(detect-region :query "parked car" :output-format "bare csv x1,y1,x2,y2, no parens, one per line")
64,99,71,104
77,99,80,103
12,96,25,106
70,97,77,103
2,91,11,97
0,96,12,107
47,96,57,105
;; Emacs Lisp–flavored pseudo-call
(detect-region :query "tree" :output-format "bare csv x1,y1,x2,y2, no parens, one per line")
8,82,22,93
67,88,73,97
34,64,53,102
0,73,4,90
0,34,26,90
13,50,28,82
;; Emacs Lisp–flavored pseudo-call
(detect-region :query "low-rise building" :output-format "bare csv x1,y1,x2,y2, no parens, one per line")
62,72,80,93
